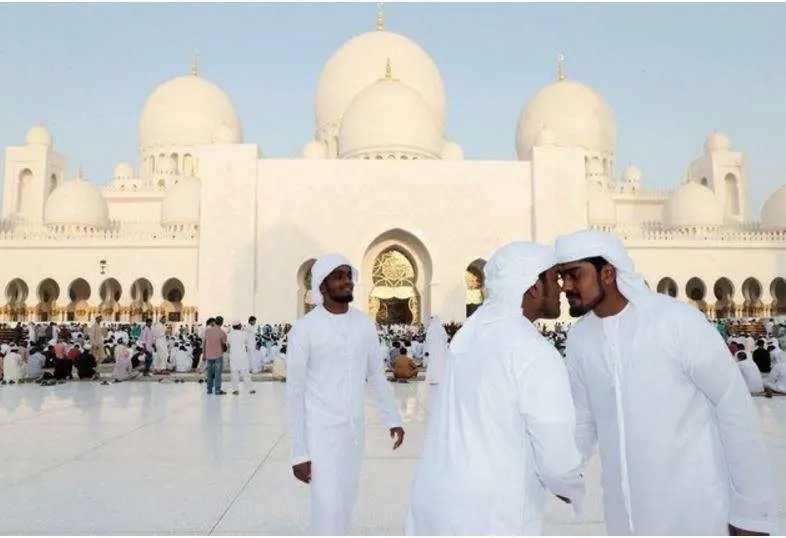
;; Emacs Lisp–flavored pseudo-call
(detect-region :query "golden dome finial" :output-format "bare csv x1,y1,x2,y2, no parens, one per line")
190,50,199,77
385,57,393,80
557,53,566,81
376,2,385,31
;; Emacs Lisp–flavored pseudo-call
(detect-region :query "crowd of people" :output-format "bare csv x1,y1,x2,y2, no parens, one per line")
0,310,783,391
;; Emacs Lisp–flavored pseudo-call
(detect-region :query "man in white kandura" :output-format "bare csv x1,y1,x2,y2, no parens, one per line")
424,315,449,385
286,253,405,535
556,229,777,536
153,316,169,372
406,242,585,536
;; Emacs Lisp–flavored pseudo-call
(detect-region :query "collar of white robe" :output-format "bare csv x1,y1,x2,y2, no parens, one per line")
554,229,653,306
451,242,556,354
310,253,359,307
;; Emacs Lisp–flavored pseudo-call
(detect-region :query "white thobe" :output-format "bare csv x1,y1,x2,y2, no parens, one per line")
287,306,402,535
3,352,24,382
738,358,764,393
424,322,449,385
174,349,191,373
407,317,584,535
153,323,168,370
566,295,777,535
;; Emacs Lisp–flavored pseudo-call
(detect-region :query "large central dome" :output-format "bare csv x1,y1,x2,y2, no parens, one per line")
516,71,616,160
139,72,243,150
315,29,446,137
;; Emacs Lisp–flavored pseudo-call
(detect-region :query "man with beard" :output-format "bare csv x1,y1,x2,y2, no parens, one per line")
286,253,405,535
555,229,776,536
406,242,584,536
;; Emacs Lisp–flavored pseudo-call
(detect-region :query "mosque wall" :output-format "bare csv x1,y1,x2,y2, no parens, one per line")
253,158,533,323
629,243,786,312
196,143,260,321
0,245,198,319
614,197,666,224
104,197,164,223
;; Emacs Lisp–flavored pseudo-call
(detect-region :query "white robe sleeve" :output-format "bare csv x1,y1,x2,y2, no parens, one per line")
518,345,586,513
565,333,599,467
364,322,402,429
682,314,778,534
285,324,310,465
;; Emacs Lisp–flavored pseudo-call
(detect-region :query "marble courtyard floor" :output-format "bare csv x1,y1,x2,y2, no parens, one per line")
0,381,784,535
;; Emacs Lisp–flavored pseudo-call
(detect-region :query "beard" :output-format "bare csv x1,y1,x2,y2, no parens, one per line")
568,286,606,317
328,291,354,304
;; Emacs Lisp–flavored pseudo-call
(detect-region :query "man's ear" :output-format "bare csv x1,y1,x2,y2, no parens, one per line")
527,279,542,299
601,265,616,286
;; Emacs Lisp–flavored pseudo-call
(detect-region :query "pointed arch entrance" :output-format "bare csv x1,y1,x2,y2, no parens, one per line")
363,229,432,326
465,259,486,317
771,277,786,316
296,259,317,318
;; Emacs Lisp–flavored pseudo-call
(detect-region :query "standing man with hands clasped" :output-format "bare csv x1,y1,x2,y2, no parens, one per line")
287,253,405,535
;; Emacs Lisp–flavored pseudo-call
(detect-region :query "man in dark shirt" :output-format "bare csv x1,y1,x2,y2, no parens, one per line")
752,339,772,373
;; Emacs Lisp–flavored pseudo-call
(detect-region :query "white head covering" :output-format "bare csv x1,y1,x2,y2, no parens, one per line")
451,242,556,354
554,229,653,305
310,253,359,307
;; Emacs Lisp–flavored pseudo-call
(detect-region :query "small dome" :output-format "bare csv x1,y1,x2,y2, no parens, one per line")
114,162,135,180
704,132,730,154
516,78,616,160
534,128,557,147
45,174,109,229
441,141,464,160
622,165,642,184
301,140,327,159
316,30,446,136
161,177,201,226
761,186,786,231
26,125,53,147
663,182,723,229
212,124,238,144
338,76,442,159
139,74,242,149
587,183,617,225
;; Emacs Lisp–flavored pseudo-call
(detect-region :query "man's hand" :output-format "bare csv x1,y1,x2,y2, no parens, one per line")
729,524,769,536
292,461,311,484
390,427,405,450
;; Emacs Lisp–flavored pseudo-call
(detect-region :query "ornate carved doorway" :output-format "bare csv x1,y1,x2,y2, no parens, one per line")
368,248,420,325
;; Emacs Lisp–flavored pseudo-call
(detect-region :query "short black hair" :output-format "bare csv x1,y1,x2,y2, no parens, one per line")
579,256,610,273
215,316,224,325
248,316,256,323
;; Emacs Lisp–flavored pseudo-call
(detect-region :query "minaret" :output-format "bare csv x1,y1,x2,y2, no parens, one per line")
376,2,385,31
190,51,199,77
557,54,566,81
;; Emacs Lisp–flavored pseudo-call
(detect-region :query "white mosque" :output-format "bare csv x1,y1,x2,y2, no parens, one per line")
1,12,785,326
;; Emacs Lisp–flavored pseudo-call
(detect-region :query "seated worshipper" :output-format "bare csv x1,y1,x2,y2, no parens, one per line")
391,348,418,382
228,320,255,395
753,340,772,373
736,351,765,395
113,346,138,382
75,348,98,380
53,351,74,381
26,346,46,381
43,344,57,368
3,346,24,383
174,344,191,373
407,242,584,535
272,345,286,381
554,229,776,535
388,341,401,367
764,345,786,395
131,344,153,374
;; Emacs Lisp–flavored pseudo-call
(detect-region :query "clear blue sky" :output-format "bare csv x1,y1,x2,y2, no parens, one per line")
1,2,784,214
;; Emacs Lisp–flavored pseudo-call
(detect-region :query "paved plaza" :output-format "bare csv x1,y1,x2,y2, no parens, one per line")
0,381,784,535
